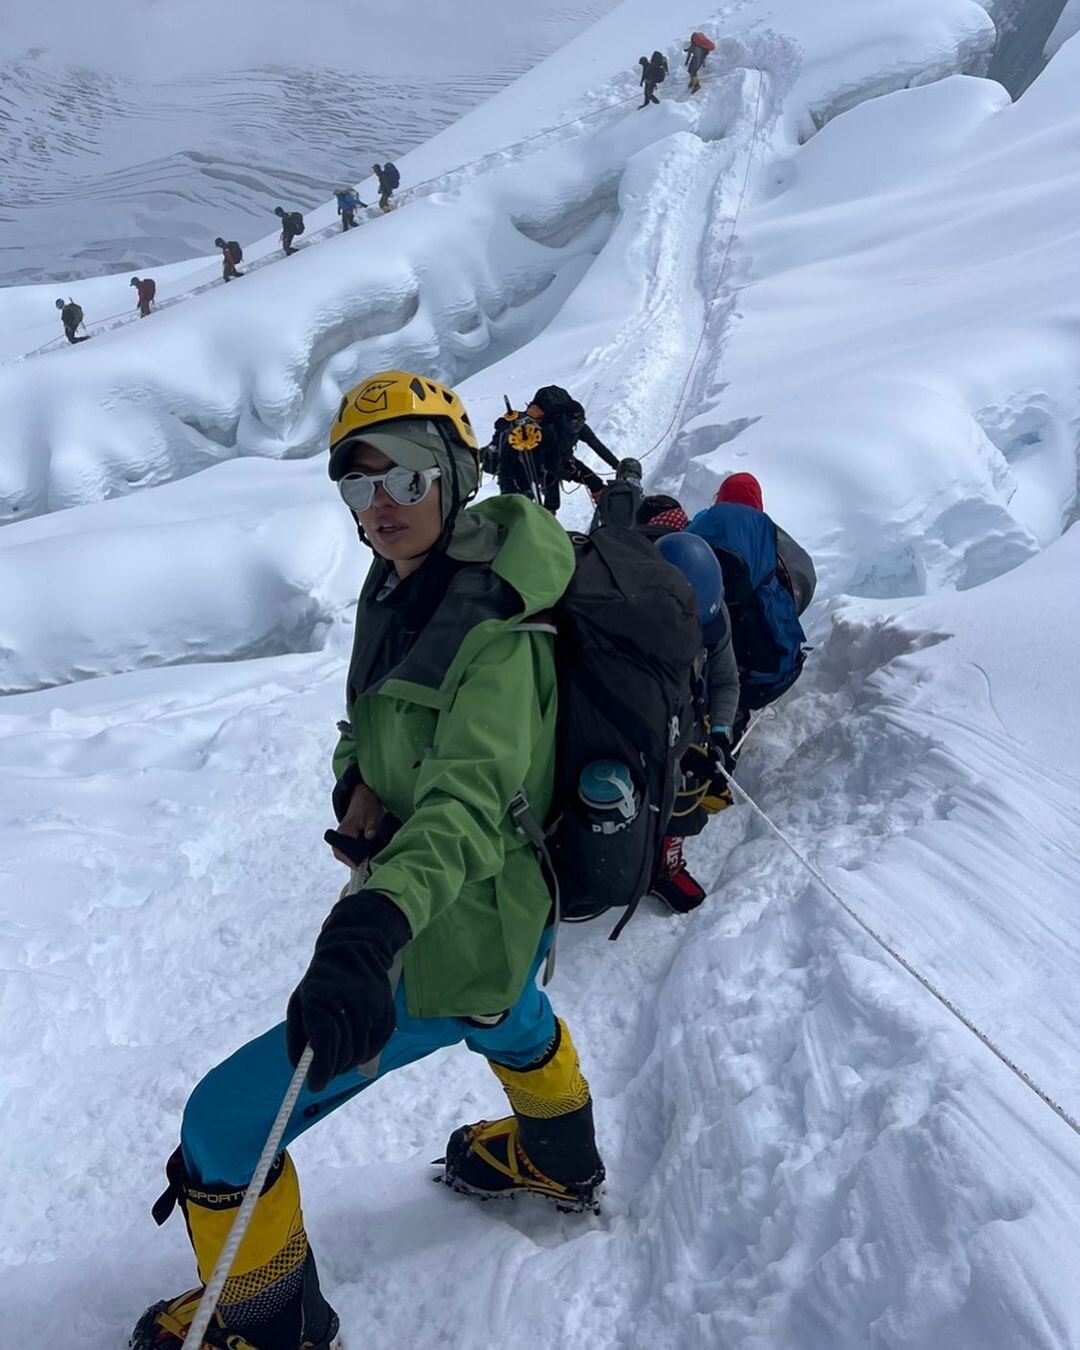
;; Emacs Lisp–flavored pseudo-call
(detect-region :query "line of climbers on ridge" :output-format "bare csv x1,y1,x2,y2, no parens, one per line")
51,165,402,344
129,368,817,1350
209,163,400,282
51,32,725,352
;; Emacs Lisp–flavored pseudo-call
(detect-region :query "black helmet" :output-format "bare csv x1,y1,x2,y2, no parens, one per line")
130,276,139,286
214,237,225,247
55,298,65,310
636,493,684,524
274,206,285,217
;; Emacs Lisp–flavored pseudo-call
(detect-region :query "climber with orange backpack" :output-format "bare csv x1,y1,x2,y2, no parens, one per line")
684,30,715,93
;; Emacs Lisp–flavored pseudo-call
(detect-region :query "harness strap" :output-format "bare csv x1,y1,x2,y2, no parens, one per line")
509,790,561,984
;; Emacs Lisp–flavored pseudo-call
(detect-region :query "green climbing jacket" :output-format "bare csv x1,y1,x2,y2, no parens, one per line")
331,493,575,1018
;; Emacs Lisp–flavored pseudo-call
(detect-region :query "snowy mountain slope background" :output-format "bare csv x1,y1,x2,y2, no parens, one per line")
0,0,620,286
2,0,1080,1346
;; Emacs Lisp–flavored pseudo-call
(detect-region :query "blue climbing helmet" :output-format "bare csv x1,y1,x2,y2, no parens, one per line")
129,277,139,286
55,298,64,310
655,530,724,624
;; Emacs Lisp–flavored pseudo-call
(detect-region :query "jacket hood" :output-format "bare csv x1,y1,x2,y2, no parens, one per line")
464,494,575,615
715,472,763,511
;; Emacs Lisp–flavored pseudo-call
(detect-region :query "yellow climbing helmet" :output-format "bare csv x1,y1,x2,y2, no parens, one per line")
328,370,478,480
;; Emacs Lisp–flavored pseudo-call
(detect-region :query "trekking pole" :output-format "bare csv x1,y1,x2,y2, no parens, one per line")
184,842,399,1344
184,1045,313,1349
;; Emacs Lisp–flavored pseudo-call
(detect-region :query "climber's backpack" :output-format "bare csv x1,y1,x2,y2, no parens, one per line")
516,526,702,938
690,503,807,709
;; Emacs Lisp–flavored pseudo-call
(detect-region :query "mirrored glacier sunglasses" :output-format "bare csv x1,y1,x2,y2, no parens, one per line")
337,466,441,512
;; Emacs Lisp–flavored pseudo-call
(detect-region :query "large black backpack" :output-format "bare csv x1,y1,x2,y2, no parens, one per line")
289,212,305,235
384,162,401,189
517,526,701,938
651,51,669,81
227,240,243,262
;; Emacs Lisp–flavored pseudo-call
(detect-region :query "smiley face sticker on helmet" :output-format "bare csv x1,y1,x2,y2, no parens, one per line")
353,377,397,415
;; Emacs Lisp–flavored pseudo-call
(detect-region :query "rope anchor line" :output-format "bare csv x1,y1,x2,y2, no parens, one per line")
719,753,1080,1143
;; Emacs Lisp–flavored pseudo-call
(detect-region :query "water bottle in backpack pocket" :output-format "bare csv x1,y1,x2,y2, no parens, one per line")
530,527,702,935
554,760,652,919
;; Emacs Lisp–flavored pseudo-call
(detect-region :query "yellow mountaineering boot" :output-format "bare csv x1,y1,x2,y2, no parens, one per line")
439,1019,605,1213
130,1151,339,1350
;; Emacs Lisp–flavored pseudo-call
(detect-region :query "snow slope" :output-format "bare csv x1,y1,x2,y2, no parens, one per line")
2,2,1080,1348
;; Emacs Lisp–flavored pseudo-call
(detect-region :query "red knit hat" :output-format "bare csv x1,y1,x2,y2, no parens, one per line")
647,505,689,532
715,472,763,511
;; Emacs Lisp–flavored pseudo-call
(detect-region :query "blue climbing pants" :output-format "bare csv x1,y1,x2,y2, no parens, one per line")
181,934,556,1186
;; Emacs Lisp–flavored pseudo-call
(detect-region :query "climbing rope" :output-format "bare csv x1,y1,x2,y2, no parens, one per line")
633,67,766,467
719,759,1080,1142
184,1047,313,1347
579,66,767,492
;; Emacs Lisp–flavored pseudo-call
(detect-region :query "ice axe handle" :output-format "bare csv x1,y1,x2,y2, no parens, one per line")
324,813,402,871
324,828,374,869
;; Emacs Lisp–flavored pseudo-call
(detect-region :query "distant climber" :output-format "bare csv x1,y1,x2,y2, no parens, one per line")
689,471,816,741
684,30,715,93
214,237,244,282
638,50,668,108
335,188,365,231
373,161,400,213
274,206,306,255
130,276,156,318
488,385,621,513
55,297,90,344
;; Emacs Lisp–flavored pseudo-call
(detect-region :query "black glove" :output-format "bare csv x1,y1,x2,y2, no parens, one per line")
682,731,735,785
709,729,736,778
286,890,411,1092
681,742,716,784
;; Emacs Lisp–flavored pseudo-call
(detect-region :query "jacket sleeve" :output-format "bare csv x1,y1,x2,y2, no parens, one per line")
577,423,621,471
775,526,817,616
706,604,740,730
363,629,545,936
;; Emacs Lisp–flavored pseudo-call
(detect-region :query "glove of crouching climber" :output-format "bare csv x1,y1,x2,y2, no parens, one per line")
286,891,411,1091
709,727,736,778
